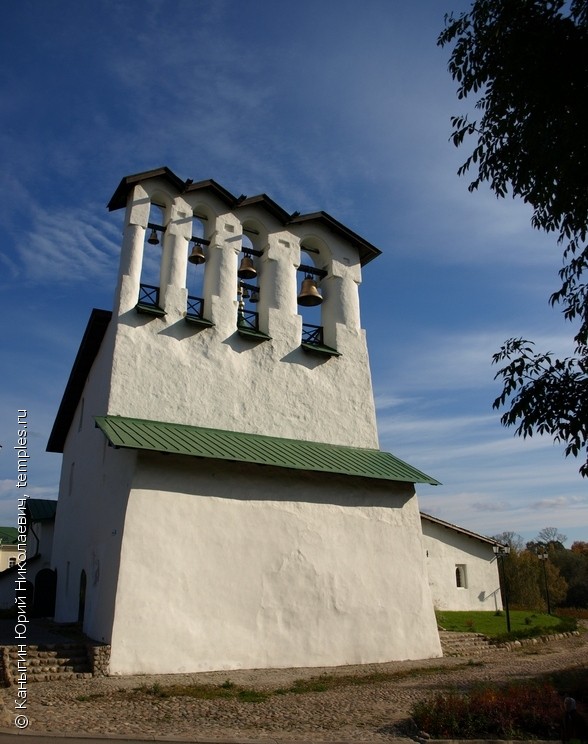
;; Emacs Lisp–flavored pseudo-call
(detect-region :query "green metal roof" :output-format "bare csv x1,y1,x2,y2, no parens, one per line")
0,527,18,545
26,499,58,522
95,416,440,485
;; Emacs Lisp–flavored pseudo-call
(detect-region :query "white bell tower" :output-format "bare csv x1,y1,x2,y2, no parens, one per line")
106,167,381,449
48,167,441,675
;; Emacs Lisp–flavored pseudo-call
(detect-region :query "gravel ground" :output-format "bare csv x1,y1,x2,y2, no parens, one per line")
2,631,586,741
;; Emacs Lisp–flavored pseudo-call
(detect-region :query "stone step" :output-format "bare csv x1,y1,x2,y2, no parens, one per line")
9,650,88,660
25,672,93,683
3,642,92,682
439,630,497,656
8,644,87,656
15,661,89,672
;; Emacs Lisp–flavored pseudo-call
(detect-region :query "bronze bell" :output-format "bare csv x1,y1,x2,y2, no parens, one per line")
147,228,160,245
297,276,323,306
188,242,206,264
238,254,257,279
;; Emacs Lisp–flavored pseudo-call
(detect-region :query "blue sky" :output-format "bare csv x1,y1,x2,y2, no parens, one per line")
1,0,585,546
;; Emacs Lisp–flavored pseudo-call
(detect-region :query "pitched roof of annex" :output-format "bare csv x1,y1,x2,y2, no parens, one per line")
420,512,499,546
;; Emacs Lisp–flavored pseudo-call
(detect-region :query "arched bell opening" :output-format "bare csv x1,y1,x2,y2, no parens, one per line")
186,215,209,321
137,202,167,312
237,228,264,335
297,245,327,350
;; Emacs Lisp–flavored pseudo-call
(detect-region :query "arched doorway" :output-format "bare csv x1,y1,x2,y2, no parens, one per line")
32,568,56,617
78,570,87,624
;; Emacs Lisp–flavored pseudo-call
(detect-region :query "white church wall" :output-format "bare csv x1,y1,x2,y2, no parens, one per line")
51,326,135,643
421,519,502,612
107,453,442,675
47,168,444,675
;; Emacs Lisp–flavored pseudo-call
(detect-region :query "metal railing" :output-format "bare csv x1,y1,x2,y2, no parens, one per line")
302,323,324,346
237,309,260,332
138,284,161,307
187,295,205,319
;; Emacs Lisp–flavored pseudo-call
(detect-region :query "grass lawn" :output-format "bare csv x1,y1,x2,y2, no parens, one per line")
436,610,574,638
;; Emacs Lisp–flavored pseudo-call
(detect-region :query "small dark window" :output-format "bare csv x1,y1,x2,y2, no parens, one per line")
455,564,467,588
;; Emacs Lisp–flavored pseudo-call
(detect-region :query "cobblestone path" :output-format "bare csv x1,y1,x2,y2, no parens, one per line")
1,631,586,741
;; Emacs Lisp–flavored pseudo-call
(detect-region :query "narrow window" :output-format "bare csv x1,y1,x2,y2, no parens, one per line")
456,564,467,588
78,397,84,433
68,462,75,498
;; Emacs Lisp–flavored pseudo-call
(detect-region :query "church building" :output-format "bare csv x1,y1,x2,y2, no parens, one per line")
47,167,442,675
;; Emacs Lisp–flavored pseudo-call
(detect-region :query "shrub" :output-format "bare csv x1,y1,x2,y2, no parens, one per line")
547,668,588,704
412,681,561,739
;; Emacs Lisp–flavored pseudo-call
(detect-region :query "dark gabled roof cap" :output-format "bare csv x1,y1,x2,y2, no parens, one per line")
288,210,381,266
107,168,382,266
107,166,187,211
237,193,292,224
183,178,238,207
47,309,112,453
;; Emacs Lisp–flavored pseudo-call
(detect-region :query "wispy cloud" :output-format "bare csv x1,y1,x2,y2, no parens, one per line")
12,204,120,286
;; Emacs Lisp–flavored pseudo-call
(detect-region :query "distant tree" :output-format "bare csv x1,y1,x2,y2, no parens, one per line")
539,558,568,610
537,527,567,544
507,551,544,609
527,527,568,552
537,527,568,548
492,531,524,552
438,0,588,476
551,548,588,607
571,541,588,555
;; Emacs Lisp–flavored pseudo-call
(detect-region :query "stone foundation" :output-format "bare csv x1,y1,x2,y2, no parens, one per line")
88,643,110,676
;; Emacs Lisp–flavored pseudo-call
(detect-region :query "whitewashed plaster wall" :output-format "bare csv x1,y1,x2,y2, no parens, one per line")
421,520,502,612
108,179,379,449
51,326,136,643
107,453,442,675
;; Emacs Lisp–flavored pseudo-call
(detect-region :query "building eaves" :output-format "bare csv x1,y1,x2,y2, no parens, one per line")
47,309,112,453
96,415,440,486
